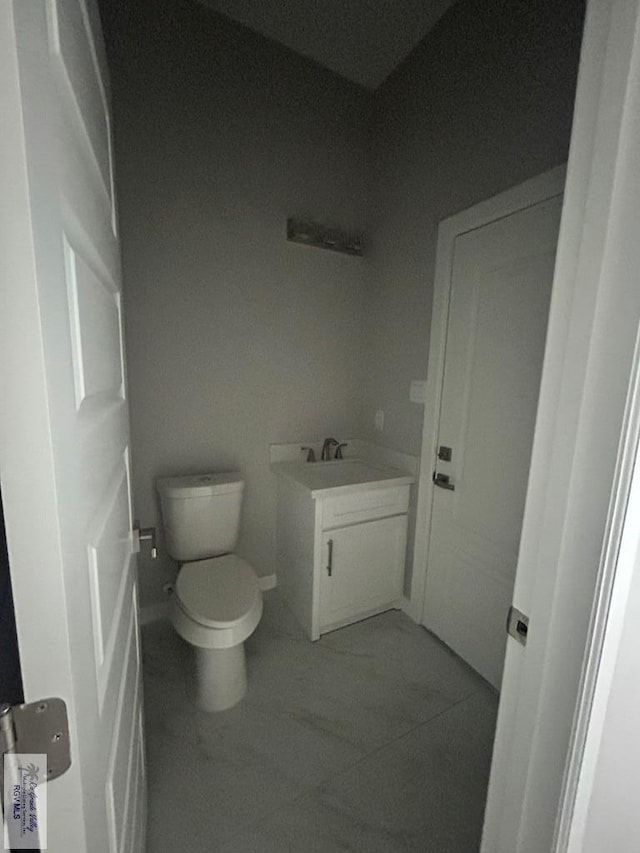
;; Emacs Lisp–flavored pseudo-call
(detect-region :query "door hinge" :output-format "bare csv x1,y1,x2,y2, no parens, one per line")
0,698,71,782
507,605,529,646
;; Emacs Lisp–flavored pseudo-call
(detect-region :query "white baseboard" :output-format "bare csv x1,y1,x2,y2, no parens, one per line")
139,574,277,626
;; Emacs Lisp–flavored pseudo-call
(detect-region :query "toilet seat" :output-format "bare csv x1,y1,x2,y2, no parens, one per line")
171,554,263,650
176,554,260,628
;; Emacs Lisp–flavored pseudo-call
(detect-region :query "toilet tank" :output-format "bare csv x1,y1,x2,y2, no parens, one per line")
156,473,244,562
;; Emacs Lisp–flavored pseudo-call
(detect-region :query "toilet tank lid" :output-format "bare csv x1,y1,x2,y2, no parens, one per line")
156,472,244,499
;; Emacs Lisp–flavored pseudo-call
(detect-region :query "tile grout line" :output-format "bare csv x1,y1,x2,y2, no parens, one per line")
219,687,485,848
143,607,494,851
322,686,484,786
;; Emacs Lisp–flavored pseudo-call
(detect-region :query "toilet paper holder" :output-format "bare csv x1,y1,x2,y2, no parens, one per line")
132,521,157,558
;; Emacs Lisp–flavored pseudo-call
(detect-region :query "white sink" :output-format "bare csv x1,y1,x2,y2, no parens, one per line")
271,458,414,497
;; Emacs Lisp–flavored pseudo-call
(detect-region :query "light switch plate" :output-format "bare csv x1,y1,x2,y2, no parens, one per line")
374,410,384,431
410,380,427,404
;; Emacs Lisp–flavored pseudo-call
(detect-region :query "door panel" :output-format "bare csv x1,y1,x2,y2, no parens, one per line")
1,1,146,850
52,0,115,202
88,454,135,710
321,515,406,629
105,591,141,853
424,197,562,688
63,234,124,406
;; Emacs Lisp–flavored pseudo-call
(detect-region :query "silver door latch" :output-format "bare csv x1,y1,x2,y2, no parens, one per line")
432,471,455,490
507,605,529,646
0,698,71,782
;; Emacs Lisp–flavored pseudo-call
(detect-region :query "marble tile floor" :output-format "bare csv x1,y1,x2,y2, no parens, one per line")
142,592,498,853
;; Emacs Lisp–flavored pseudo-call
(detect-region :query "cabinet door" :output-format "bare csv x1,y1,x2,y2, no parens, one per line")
320,515,407,631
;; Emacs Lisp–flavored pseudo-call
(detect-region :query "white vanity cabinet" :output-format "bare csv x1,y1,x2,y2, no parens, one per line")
272,460,413,640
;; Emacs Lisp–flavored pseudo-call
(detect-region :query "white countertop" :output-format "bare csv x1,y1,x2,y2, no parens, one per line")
271,458,415,498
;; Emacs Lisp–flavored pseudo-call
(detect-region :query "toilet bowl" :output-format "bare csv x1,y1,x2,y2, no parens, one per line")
157,473,263,712
171,553,262,710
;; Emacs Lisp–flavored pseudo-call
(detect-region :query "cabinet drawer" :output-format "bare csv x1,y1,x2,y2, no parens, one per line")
321,485,409,529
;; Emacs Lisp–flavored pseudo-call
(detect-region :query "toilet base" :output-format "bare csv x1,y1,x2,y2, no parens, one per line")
187,642,247,712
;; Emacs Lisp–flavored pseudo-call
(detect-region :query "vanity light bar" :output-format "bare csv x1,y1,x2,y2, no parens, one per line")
286,218,364,256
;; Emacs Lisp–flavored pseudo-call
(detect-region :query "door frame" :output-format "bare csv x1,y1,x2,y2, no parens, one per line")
408,165,566,623
480,0,640,847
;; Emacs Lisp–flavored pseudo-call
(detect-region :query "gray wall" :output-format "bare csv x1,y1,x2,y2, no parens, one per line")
362,0,585,455
102,0,372,605
102,0,584,608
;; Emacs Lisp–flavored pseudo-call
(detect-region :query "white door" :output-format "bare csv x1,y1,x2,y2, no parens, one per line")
320,516,406,630
423,196,562,688
0,2,146,852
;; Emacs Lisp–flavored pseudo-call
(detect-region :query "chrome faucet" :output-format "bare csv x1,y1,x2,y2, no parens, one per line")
321,437,339,461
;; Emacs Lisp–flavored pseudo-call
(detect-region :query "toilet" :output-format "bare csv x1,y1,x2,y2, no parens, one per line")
156,472,263,712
